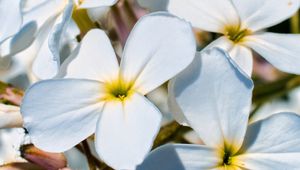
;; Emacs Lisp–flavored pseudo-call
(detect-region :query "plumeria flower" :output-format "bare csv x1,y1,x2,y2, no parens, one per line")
21,12,196,169
138,48,300,170
168,0,300,75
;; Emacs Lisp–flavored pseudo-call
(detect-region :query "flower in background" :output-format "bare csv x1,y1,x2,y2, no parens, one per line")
139,48,300,169
24,0,118,80
21,12,196,169
168,0,300,76
0,0,37,78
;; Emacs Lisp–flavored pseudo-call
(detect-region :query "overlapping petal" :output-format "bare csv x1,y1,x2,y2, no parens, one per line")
229,44,253,76
232,0,300,31
205,37,253,75
120,12,196,95
21,79,105,152
245,33,300,74
0,0,22,44
137,144,220,170
62,29,119,82
170,48,253,153
167,0,239,33
32,1,74,79
235,113,300,169
95,93,162,169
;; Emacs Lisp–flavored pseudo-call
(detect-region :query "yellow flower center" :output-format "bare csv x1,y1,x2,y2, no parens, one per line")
217,144,241,169
224,26,251,43
104,79,133,101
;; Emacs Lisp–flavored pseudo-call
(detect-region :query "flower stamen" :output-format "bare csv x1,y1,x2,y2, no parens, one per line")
225,27,251,43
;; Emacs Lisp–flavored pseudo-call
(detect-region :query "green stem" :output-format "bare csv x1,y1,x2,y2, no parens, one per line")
72,8,97,39
290,11,300,33
253,75,300,106
152,121,182,149
82,140,97,170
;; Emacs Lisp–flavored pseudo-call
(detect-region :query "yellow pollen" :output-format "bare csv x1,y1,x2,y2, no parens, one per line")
104,79,133,101
216,143,241,169
224,26,251,43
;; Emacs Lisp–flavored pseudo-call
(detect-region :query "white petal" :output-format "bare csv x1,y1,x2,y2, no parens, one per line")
245,33,300,74
79,0,117,8
21,79,105,152
2,22,37,57
137,0,169,12
48,1,74,68
120,12,196,95
205,37,253,76
137,144,220,170
95,93,162,170
32,1,74,80
167,0,239,33
170,48,253,153
0,104,23,129
229,45,253,76
62,29,119,82
0,0,22,44
23,0,67,28
168,73,190,126
236,112,300,169
232,0,300,31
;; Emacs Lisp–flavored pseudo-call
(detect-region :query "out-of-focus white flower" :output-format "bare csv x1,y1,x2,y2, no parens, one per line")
138,48,300,170
0,0,37,69
0,104,23,129
0,129,26,165
168,0,300,76
25,0,118,80
250,87,300,124
21,12,196,169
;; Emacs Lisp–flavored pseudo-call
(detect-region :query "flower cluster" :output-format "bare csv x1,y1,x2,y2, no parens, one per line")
0,0,300,170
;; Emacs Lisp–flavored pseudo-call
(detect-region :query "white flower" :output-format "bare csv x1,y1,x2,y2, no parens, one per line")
168,0,300,76
21,12,196,169
138,48,300,170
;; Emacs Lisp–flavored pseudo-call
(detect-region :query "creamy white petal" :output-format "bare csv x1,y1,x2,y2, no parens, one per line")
167,0,239,33
21,79,105,152
95,93,162,170
232,0,299,31
79,0,117,8
137,144,220,170
245,33,300,74
62,29,119,82
170,48,253,153
236,112,300,169
0,0,22,44
120,12,196,95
